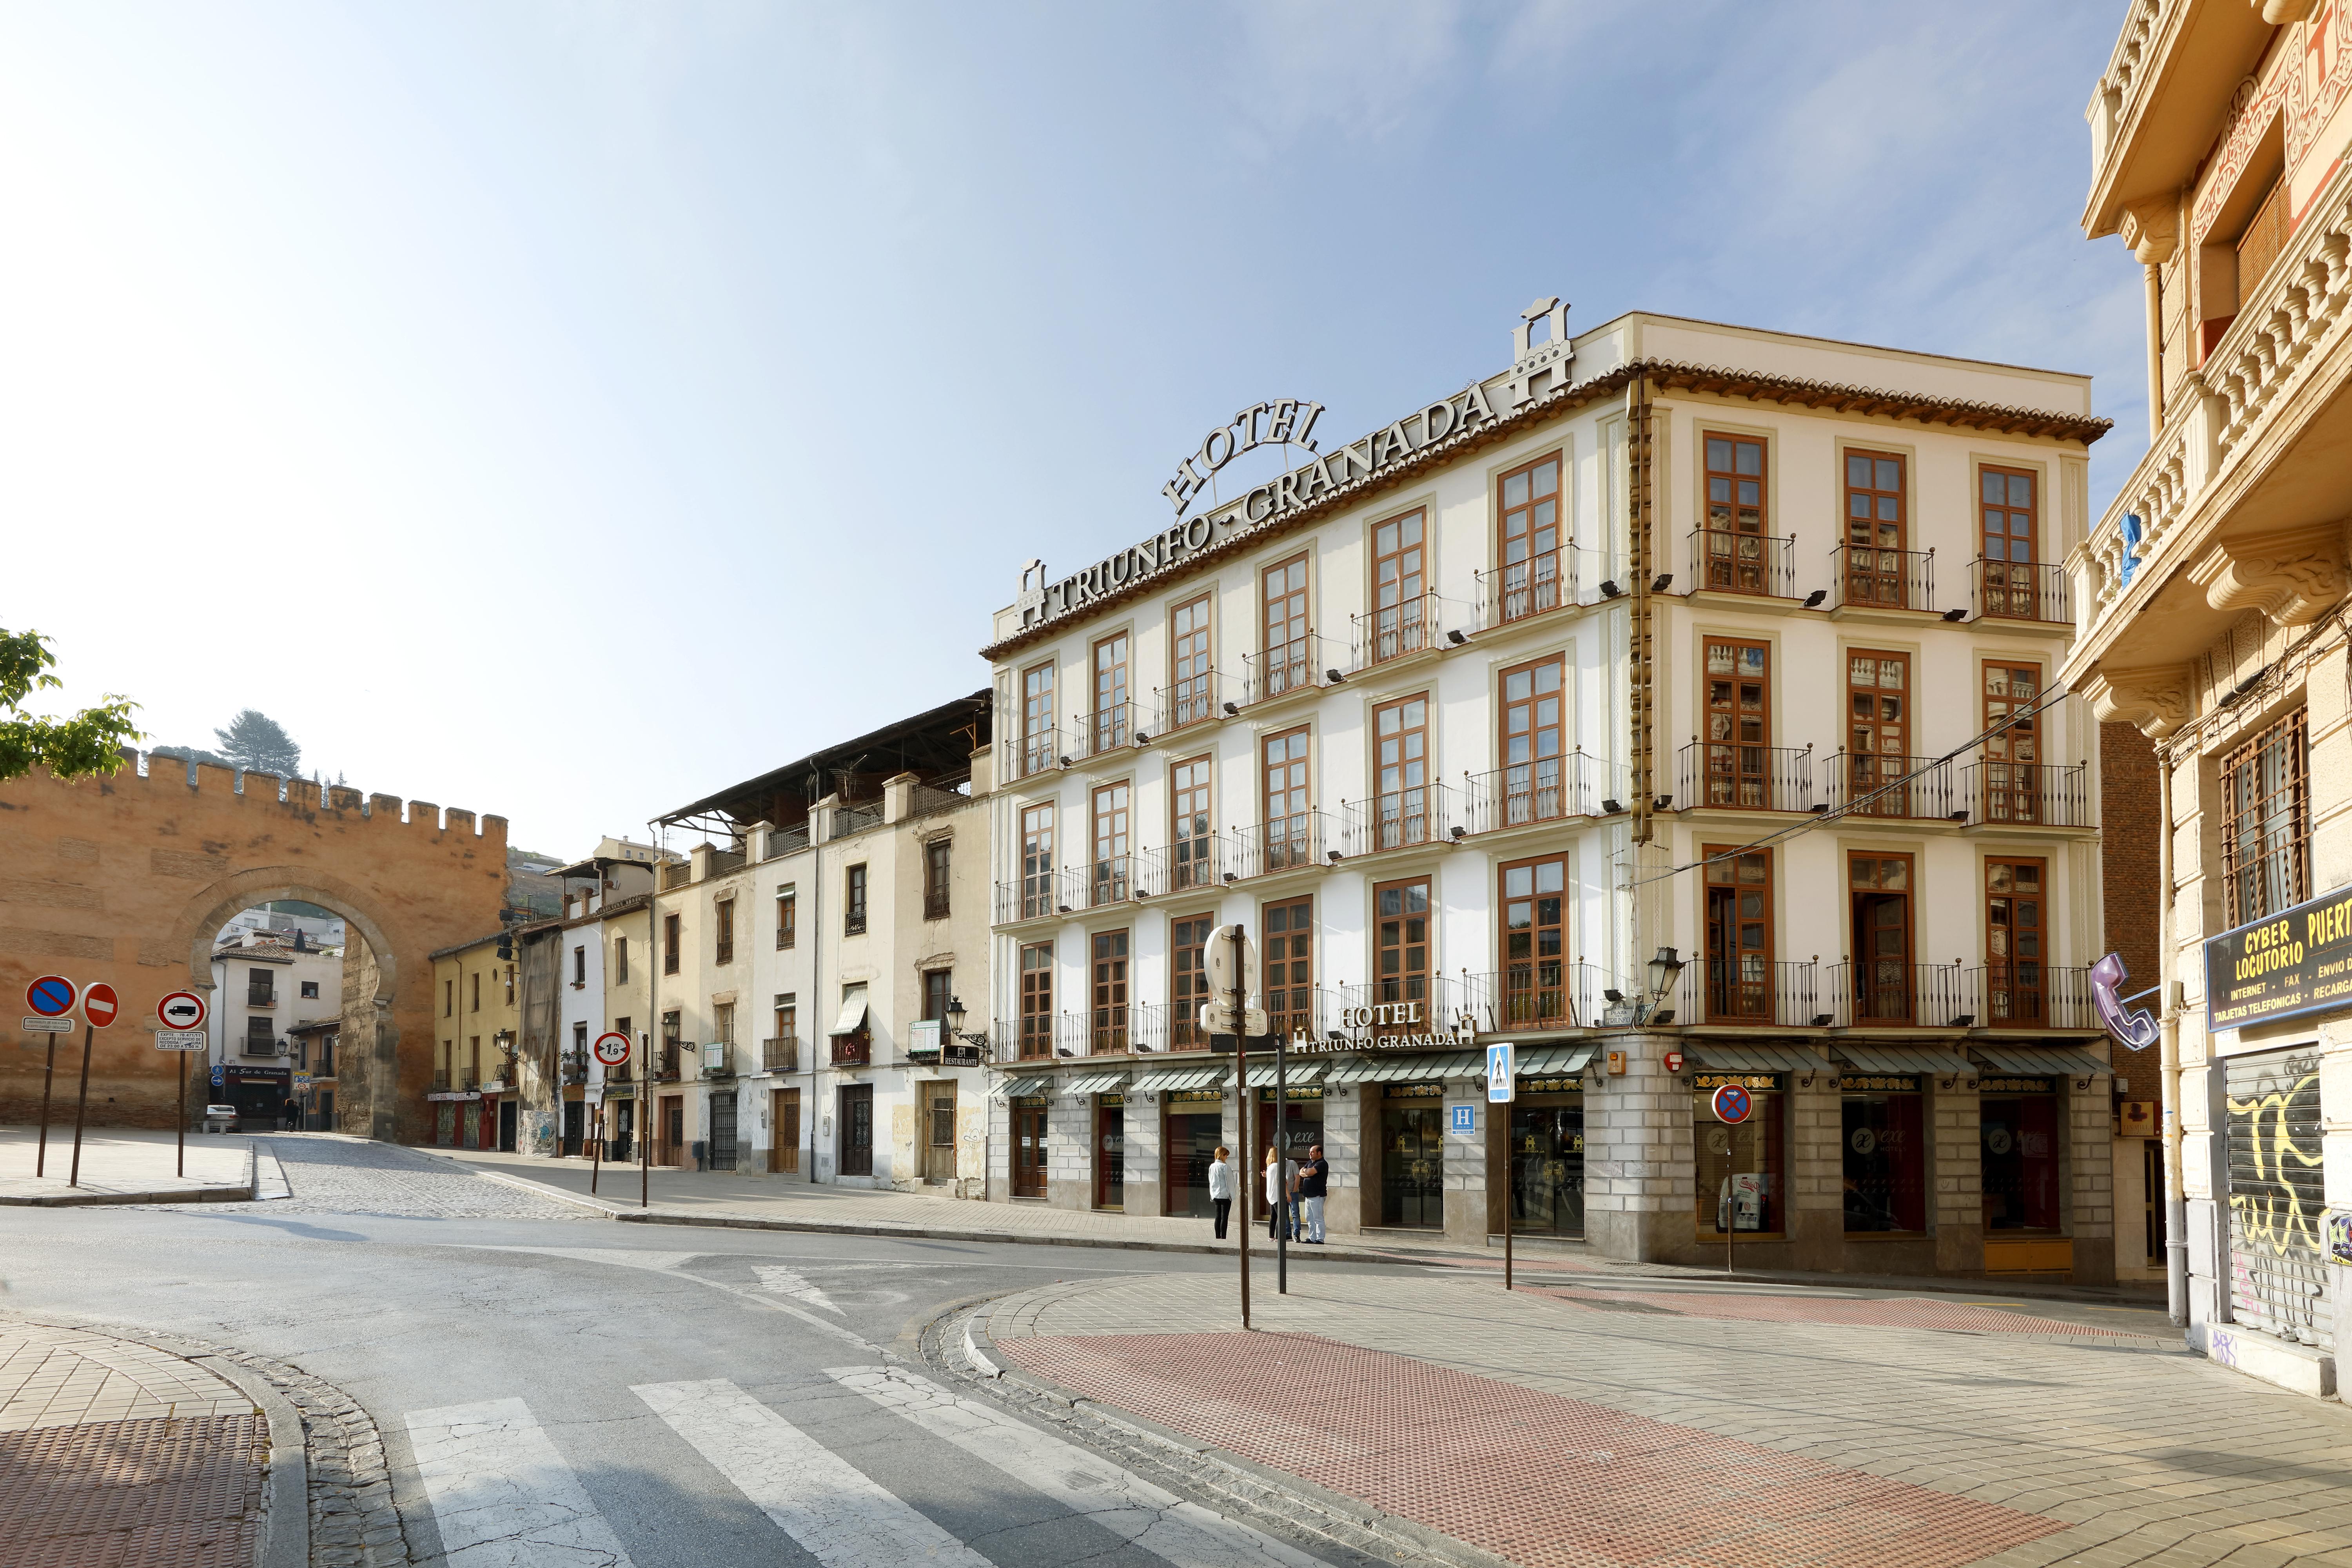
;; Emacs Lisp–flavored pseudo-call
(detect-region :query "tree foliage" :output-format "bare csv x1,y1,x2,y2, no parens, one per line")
0,628,141,783
212,709,302,777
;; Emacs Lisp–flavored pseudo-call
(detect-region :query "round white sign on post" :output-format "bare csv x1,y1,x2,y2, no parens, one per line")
592,1031,632,1067
158,991,209,1031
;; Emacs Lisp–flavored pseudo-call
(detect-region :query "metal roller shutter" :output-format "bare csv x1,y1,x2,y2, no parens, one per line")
2223,1048,2331,1350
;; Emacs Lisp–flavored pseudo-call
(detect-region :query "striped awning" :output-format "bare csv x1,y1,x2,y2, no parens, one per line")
1687,1042,1824,1074
1062,1071,1130,1096
989,1076,1054,1099
1323,1049,1485,1085
1240,1059,1327,1088
1832,1043,1975,1077
1970,1044,2111,1077
1129,1064,1228,1093
1513,1042,1596,1076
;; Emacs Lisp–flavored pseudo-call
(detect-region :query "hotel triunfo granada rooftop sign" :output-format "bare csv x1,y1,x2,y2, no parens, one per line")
1014,298,1575,632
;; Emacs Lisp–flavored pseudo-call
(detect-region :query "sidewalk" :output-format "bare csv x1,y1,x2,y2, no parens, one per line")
0,1126,256,1205
0,1317,281,1567
962,1269,2352,1568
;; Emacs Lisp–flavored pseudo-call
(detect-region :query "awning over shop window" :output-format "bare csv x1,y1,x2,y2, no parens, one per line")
1514,1043,1595,1076
1831,1043,1975,1077
1970,1044,2111,1078
1063,1071,1129,1096
1323,1049,1485,1085
1240,1059,1327,1088
828,996,868,1036
990,1076,1054,1099
1129,1064,1227,1093
1686,1042,1824,1074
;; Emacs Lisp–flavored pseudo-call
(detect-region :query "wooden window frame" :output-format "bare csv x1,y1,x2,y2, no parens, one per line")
1700,432,1770,595
664,914,681,975
922,968,952,1025
1262,895,1314,1038
923,840,952,921
1372,875,1432,1033
1170,753,1215,891
1170,911,1216,1049
1169,593,1215,729
614,937,629,984
1371,693,1432,849
1847,851,1916,1024
2222,708,2310,928
1495,451,1564,623
1700,638,1773,809
1020,803,1056,920
1978,465,2041,620
1090,779,1131,905
1985,857,2048,1029
1260,552,1312,699
1260,725,1312,872
1091,632,1131,752
1367,507,1428,662
1090,929,1130,1053
1020,659,1056,777
1980,661,2045,824
1841,449,1909,608
714,898,735,965
844,863,868,936
1499,654,1566,823
1499,852,1570,1027
1701,845,1775,1023
1842,649,1913,817
1018,941,1055,1060
776,888,797,950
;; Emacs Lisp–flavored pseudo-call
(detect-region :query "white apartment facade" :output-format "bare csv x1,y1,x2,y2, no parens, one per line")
982,302,2120,1279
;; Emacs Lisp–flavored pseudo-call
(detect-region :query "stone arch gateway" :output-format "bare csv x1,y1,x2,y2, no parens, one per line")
0,752,507,1143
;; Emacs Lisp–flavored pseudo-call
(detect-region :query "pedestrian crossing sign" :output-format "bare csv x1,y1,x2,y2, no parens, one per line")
1486,1042,1515,1103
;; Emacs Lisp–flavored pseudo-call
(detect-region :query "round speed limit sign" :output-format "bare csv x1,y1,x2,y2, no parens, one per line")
591,1031,632,1067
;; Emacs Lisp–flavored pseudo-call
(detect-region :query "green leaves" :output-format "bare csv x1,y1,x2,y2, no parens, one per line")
0,627,142,783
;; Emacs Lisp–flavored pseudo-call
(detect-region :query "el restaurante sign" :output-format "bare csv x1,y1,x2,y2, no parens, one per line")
2205,885,2352,1031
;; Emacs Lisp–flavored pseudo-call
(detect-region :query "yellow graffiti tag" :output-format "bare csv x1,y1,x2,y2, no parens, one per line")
2226,1071,2324,1258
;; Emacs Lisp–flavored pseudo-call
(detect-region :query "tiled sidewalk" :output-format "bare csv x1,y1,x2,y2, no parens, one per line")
981,1271,2352,1568
0,1320,267,1566
0,1126,253,1205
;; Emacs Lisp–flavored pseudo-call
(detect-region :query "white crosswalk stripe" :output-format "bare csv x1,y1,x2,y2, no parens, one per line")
633,1377,995,1568
828,1364,1325,1568
405,1397,638,1568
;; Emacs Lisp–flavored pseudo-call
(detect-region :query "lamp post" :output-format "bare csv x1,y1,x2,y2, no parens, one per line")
1642,946,1684,1024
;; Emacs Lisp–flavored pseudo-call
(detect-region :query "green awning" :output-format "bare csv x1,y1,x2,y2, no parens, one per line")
990,1076,1054,1099
1687,1043,1824,1074
1129,1063,1228,1093
1324,1049,1485,1085
1970,1044,2111,1077
1241,1059,1327,1088
1514,1042,1595,1076
1832,1044,1975,1077
1062,1070,1129,1096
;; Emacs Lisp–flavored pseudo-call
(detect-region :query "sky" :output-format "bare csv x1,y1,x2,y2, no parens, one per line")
0,1,2139,858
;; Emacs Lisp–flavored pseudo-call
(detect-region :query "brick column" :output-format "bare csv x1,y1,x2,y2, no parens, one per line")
1585,1034,1695,1261
1933,1073,1983,1272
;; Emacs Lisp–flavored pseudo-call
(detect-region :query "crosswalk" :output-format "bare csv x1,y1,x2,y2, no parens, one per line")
406,1365,1319,1568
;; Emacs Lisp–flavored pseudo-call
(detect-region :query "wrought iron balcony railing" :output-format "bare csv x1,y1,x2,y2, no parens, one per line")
1821,751,1960,820
1827,960,1967,1029
1231,809,1336,879
1675,740,1816,813
1151,669,1237,734
1349,591,1444,669
1828,543,1936,613
1074,702,1138,757
1241,632,1341,706
1474,545,1588,628
1003,727,1061,782
1962,760,2092,828
1339,781,1462,855
1965,964,2096,1031
1682,959,1822,1028
1968,557,2071,624
1687,528,1796,599
1452,964,1612,1035
1460,753,1612,832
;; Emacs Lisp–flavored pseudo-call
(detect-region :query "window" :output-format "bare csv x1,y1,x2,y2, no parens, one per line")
1090,930,1129,1052
1985,858,2047,1026
572,946,586,986
776,887,797,949
1171,913,1215,1048
469,1037,481,1087
1368,509,1426,662
1019,942,1054,1058
1696,1075,1784,1237
844,865,867,935
1499,656,1564,823
1701,640,1771,808
1702,847,1773,1022
1372,878,1430,1031
2223,709,2310,927
1091,782,1131,905
1020,803,1056,920
1501,855,1568,1026
2236,174,2289,305
1263,896,1314,1037
504,965,514,1005
614,937,629,984
1702,434,1769,593
1261,727,1311,870
1020,660,1056,777
247,1015,276,1048
1497,453,1562,622
572,1021,588,1058
1171,755,1214,890
664,913,681,974
1841,451,1908,607
1371,695,1430,849
300,981,319,1000
1170,594,1214,728
924,840,951,920
1842,1074,1926,1233
773,995,795,1042
318,1035,334,1074
1092,633,1130,752
713,1002,735,1046
1843,651,1911,816
1261,554,1310,698
1848,853,1915,1024
1979,467,2040,618
923,968,952,1024
471,973,482,1011
1981,663,2044,823
715,900,735,964
442,977,452,1016
1982,1087,2061,1232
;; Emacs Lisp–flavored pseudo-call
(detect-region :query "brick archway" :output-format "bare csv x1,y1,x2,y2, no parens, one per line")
0,753,507,1142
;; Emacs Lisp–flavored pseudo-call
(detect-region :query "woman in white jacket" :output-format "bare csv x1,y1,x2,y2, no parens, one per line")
1207,1145,1234,1239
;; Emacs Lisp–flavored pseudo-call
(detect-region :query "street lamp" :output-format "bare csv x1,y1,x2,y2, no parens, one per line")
1642,946,1684,1025
944,996,991,1051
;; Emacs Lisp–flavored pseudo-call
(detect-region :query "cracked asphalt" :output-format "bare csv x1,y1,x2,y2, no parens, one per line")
0,1135,1406,1567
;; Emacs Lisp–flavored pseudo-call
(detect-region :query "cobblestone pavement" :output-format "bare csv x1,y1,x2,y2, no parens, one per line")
982,1271,2352,1568
217,1136,596,1221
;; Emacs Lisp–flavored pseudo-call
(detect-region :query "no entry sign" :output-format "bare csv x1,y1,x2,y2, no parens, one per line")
26,976,74,1018
1711,1082,1754,1125
158,991,208,1031
592,1031,632,1067
82,984,118,1028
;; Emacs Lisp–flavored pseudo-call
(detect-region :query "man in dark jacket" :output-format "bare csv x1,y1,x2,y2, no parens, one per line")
280,1094,304,1132
1298,1143,1330,1243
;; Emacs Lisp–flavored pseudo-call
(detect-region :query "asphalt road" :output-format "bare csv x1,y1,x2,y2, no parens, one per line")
0,1136,1398,1568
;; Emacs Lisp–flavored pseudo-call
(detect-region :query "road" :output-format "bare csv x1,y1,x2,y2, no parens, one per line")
0,1136,1397,1568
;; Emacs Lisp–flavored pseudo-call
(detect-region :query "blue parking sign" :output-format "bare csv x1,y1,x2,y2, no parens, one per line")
1449,1103,1475,1135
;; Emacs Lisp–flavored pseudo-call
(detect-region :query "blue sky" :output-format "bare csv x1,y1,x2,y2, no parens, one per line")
0,2,2137,857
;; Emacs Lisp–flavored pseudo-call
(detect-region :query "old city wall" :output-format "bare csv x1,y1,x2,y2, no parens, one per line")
0,752,506,1143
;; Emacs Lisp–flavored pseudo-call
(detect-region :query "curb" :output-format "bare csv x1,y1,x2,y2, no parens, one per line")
194,1354,310,1568
0,1182,256,1207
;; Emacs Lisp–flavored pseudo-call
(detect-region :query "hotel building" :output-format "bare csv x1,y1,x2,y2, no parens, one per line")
980,301,2120,1279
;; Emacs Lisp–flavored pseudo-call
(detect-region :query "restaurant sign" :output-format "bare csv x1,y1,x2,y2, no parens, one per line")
2204,884,2352,1032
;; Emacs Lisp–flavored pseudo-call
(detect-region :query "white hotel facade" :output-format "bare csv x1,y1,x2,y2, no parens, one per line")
980,303,2126,1281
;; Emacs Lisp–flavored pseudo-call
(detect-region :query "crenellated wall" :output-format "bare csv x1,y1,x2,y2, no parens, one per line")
0,750,508,1143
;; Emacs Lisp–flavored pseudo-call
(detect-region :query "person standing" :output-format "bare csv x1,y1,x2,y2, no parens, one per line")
1298,1143,1329,1243
1207,1145,1234,1239
1264,1145,1298,1241
280,1094,303,1132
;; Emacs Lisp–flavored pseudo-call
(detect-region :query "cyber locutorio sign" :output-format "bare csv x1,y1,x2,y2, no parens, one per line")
2204,884,2352,1031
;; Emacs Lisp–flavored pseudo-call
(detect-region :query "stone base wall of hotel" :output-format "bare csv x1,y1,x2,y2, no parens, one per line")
2068,1078,2118,1285
1583,1037,1696,1263
1935,1077,1985,1273
1047,1095,1091,1211
1321,1085,1362,1236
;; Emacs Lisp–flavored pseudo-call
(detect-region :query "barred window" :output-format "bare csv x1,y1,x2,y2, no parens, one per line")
2223,709,2310,927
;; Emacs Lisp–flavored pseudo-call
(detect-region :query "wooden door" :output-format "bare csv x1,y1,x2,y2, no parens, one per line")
1012,1103,1048,1197
839,1084,873,1176
770,1087,800,1174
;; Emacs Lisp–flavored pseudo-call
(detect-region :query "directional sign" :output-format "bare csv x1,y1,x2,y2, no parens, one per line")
154,1031,208,1051
158,991,208,1031
22,1017,73,1034
1486,1042,1516,1103
26,976,74,1018
592,1031,632,1067
82,983,118,1028
210,1065,225,1086
293,1072,312,1091
1711,1082,1754,1125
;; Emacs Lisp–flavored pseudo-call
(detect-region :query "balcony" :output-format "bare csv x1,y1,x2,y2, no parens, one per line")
707,847,748,877
994,867,1078,925
761,1036,798,1073
1232,809,1336,879
659,861,693,892
829,1033,871,1067
1475,546,1586,628
1686,528,1796,600
1683,960,1822,1029
1241,633,1340,706
1076,702,1137,757
1968,558,2071,625
829,804,882,839
1151,670,1236,735
999,1013,1083,1062
1820,752,1960,821
1163,831,1229,895
764,825,809,860
1827,544,1935,614
1003,728,1060,782
1828,960,1968,1029
1675,740,1816,813
1081,851,1161,909
559,1056,586,1086
1965,964,2096,1031
1461,754,1612,833
434,1069,453,1090
1349,591,1444,670
1454,964,1610,1034
1961,760,2093,828
1339,782,1461,856
654,1045,682,1083
700,1042,735,1079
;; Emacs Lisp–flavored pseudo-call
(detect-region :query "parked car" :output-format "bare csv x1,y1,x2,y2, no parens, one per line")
201,1104,240,1134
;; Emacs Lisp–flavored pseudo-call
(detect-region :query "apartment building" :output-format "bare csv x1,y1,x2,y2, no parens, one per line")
982,300,2118,1279
2074,0,2352,1399
651,694,994,1188
543,848,660,1161
208,929,343,1127
426,930,522,1151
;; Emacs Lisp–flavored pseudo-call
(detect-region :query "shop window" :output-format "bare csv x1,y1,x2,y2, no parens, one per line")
1500,855,1568,1027
1018,942,1054,1059
1170,913,1215,1048
1379,1082,1445,1229
1090,929,1129,1053
1372,878,1430,1031
1263,896,1314,1038
1695,1074,1784,1236
1841,1074,1926,1233
1701,434,1768,593
1702,846,1772,1022
1980,1082,2061,1232
2221,708,2308,927
1095,1094,1127,1210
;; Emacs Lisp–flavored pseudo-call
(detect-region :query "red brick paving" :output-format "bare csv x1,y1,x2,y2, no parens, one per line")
0,1415,264,1568
997,1332,2065,1568
1531,1287,2141,1338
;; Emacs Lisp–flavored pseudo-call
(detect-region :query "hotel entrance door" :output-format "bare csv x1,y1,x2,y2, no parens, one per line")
1380,1088,1445,1229
1012,1098,1048,1198
1508,1098,1584,1237
1163,1095,1223,1217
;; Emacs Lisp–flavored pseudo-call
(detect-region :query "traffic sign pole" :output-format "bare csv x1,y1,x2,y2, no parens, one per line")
1275,1024,1287,1297
34,1038,55,1178
1487,1042,1517,1292
68,1024,92,1188
177,1050,186,1177
1232,923,1250,1332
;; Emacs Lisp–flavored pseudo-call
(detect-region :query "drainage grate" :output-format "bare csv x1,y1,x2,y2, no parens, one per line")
0,1414,264,1568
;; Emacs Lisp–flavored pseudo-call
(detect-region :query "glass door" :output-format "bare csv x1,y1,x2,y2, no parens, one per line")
1379,1098,1444,1229
1508,1100,1584,1237
1012,1102,1049,1197
1094,1096,1125,1210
